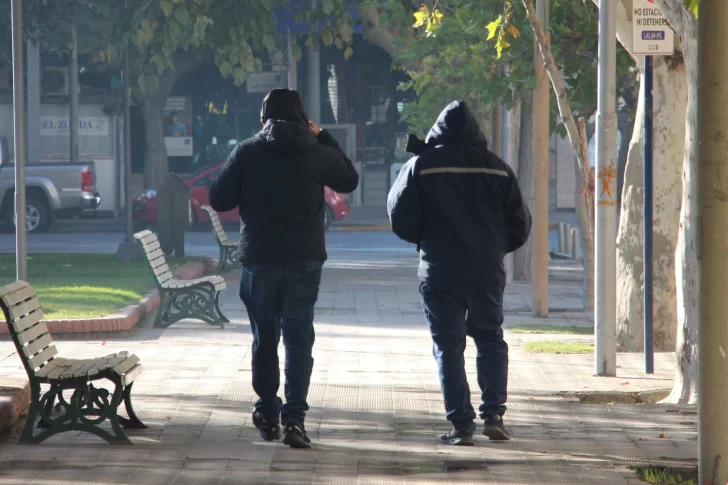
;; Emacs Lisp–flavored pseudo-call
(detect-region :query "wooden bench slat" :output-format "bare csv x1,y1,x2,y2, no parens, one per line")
34,358,67,378
54,359,88,379
29,347,58,370
99,352,129,371
145,240,161,253
85,353,118,376
135,231,157,246
23,333,54,358
145,248,164,261
17,322,50,345
0,281,29,299
71,359,100,379
3,285,37,306
113,355,141,375
8,297,42,320
121,363,142,387
43,359,75,379
12,310,44,333
150,256,167,269
153,263,171,277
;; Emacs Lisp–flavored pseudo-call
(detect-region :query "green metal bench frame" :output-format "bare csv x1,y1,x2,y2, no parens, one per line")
0,281,146,444
134,230,229,328
200,205,240,274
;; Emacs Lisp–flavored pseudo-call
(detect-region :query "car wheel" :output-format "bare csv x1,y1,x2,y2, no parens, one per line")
12,197,51,233
324,205,334,232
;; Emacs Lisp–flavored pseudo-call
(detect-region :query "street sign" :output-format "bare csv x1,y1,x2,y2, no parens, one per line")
246,71,288,94
632,0,674,55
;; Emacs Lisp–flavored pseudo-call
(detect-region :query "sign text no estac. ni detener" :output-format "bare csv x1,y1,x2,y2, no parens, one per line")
632,0,674,56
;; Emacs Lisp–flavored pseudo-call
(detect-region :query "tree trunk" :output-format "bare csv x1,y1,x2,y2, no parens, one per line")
616,109,633,207
141,92,168,187
137,54,201,187
616,56,685,352
665,17,698,405
514,94,534,281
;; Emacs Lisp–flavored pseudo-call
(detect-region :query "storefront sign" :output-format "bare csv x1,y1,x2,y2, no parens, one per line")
40,116,109,136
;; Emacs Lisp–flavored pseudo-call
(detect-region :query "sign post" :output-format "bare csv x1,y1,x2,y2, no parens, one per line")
631,0,674,375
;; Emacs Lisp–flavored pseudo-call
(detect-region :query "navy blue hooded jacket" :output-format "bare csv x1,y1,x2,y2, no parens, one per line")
209,89,359,264
387,100,531,287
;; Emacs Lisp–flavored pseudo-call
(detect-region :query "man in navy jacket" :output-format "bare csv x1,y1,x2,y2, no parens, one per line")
388,99,531,445
210,89,359,448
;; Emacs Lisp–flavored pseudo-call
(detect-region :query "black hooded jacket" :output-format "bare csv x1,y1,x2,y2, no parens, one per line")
209,91,359,264
387,100,531,287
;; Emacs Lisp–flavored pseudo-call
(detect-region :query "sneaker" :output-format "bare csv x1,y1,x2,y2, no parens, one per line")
252,411,281,441
282,422,311,449
439,427,475,446
483,414,511,441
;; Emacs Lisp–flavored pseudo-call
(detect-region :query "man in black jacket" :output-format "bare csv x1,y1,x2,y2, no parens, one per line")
388,100,531,446
209,89,359,449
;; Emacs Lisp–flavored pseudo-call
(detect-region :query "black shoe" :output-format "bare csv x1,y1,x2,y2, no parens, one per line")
252,411,281,441
282,422,311,449
483,414,511,441
439,428,475,446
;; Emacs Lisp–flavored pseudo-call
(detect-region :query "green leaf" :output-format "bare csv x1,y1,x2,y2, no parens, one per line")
486,15,502,41
161,0,174,17
174,5,190,26
344,46,353,60
321,28,334,47
232,67,246,86
323,0,335,16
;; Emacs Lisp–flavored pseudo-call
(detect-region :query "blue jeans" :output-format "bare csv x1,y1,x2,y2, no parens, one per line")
419,281,508,432
239,261,323,425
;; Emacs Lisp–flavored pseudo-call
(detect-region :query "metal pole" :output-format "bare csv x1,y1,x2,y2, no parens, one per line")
643,56,654,375
493,104,503,158
594,0,617,376
532,0,549,317
698,0,728,480
26,40,40,164
69,26,79,163
502,99,513,284
287,31,298,91
11,0,27,282
306,0,321,122
123,46,133,242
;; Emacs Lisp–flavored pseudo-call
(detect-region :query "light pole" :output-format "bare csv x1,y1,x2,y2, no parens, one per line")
11,0,27,282
532,0,549,317
594,0,617,376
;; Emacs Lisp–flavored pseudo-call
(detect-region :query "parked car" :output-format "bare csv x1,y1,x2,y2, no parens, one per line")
132,162,351,231
0,137,101,233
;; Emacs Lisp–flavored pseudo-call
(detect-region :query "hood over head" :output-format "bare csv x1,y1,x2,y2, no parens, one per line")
260,89,308,124
259,89,316,153
424,99,488,149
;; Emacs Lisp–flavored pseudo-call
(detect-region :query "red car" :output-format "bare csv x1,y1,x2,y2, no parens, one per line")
132,162,351,231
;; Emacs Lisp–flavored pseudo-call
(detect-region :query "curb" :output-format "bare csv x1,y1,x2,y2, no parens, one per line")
0,378,30,433
0,257,216,336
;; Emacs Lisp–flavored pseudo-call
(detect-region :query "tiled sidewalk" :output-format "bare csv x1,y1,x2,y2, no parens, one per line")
0,261,696,484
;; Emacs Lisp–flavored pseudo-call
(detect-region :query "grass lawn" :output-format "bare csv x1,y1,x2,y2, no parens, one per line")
0,254,188,319
507,324,593,335
522,340,594,354
633,466,697,485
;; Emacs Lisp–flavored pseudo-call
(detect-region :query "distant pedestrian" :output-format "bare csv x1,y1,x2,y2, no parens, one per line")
209,89,359,448
387,100,531,445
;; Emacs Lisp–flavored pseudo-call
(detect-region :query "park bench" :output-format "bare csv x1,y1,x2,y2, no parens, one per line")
0,281,145,444
200,205,240,273
134,230,229,328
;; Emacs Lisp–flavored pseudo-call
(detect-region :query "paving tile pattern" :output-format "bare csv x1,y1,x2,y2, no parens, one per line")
0,262,697,484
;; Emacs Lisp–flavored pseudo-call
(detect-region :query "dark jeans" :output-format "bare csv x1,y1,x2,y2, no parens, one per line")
419,281,508,432
239,261,323,425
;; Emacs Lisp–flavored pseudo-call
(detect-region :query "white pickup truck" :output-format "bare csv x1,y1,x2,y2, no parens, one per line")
0,136,101,233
